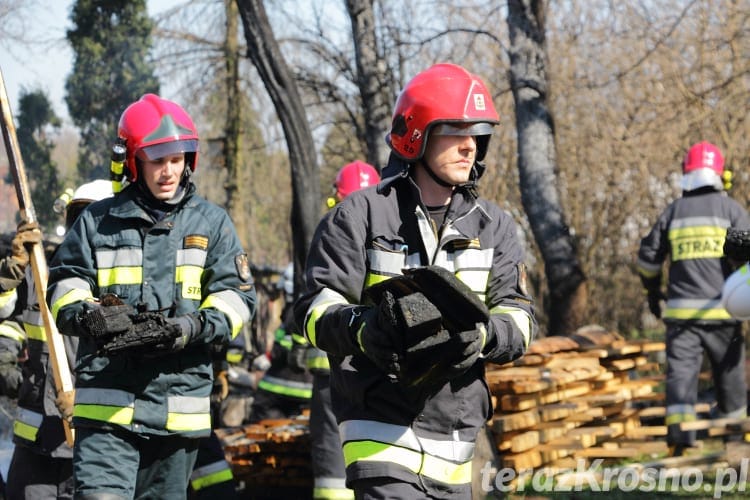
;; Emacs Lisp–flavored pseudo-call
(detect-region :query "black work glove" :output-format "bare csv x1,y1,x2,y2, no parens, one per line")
352,290,406,380
162,314,202,352
647,290,666,318
402,324,486,388
78,304,135,343
724,228,750,269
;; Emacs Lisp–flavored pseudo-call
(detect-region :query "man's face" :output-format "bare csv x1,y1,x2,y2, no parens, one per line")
139,152,186,200
422,126,477,186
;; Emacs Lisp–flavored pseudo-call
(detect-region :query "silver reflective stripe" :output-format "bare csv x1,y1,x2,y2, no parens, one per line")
669,216,730,229
416,206,438,261
366,248,406,276
176,248,207,267
636,258,662,276
17,408,43,428
76,387,135,407
95,248,143,267
49,276,91,305
211,289,252,324
168,395,210,414
339,419,475,462
314,477,348,489
666,298,724,310
718,406,747,419
666,404,695,416
190,460,229,481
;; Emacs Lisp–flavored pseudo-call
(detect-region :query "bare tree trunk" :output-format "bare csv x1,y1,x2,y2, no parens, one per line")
224,0,246,248
507,0,586,336
235,0,321,294
345,0,392,170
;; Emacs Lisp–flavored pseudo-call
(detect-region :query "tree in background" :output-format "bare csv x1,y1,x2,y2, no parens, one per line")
15,88,62,230
65,0,159,180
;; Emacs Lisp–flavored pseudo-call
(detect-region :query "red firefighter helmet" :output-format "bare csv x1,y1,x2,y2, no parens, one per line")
680,141,725,191
335,161,380,200
117,94,200,181
388,63,499,162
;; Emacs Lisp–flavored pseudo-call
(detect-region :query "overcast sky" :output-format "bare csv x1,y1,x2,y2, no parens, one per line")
0,0,184,126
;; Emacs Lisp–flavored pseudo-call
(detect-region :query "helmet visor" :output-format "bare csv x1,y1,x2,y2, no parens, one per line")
431,122,495,137
140,139,199,160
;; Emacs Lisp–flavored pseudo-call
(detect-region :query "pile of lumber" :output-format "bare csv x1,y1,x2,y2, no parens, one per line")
217,415,312,493
486,325,669,471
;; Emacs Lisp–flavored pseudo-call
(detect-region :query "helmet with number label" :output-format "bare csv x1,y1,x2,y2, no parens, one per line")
387,63,499,162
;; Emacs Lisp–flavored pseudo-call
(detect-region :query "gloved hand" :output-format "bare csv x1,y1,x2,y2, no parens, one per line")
647,291,666,318
55,389,76,424
352,290,406,380
251,353,271,372
11,220,42,267
402,324,485,388
78,303,134,342
163,314,202,351
287,342,308,373
214,370,229,401
0,350,22,399
444,325,485,375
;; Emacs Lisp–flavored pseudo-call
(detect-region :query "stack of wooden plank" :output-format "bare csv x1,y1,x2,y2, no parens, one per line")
487,326,669,471
217,415,312,494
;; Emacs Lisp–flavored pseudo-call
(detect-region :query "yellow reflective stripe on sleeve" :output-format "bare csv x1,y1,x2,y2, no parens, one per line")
363,272,390,288
13,409,42,441
97,267,143,287
201,291,248,339
342,440,472,485
226,351,243,364
663,298,732,320
304,288,350,346
13,420,39,441
51,289,95,320
74,404,135,425
0,323,25,343
636,258,662,278
490,306,533,348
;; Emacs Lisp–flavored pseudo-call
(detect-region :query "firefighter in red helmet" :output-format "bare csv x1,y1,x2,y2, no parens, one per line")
637,141,750,456
302,161,380,499
47,94,256,499
295,64,536,498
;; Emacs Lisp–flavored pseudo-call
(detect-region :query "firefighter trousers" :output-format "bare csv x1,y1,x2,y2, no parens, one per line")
310,373,353,499
5,446,73,500
665,322,747,446
73,426,199,499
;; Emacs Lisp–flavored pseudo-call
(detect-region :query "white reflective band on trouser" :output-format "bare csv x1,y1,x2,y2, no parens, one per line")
339,420,474,485
313,476,354,500
190,460,234,491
